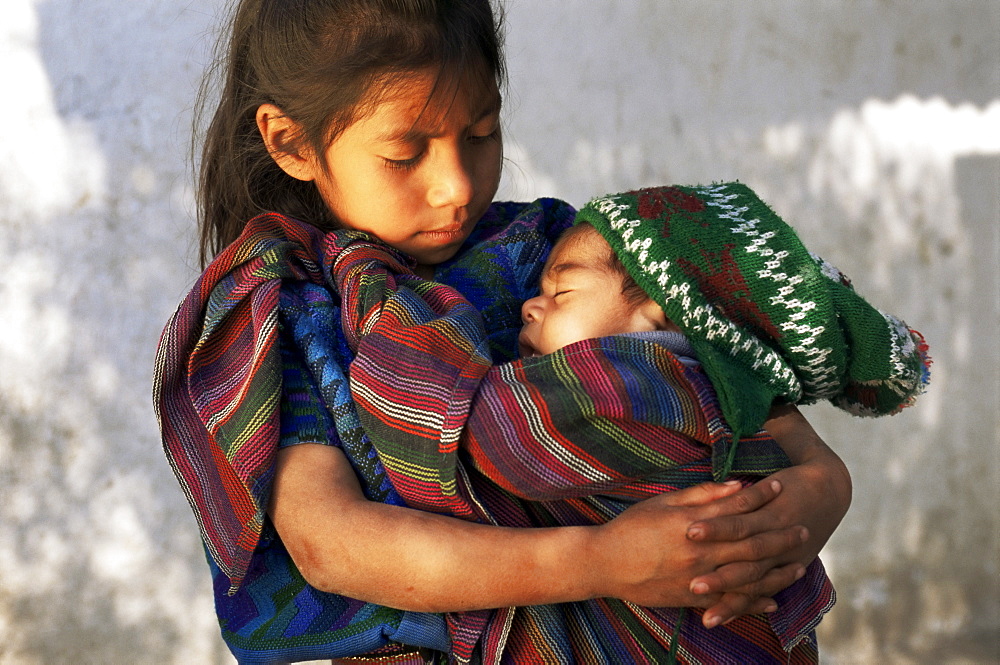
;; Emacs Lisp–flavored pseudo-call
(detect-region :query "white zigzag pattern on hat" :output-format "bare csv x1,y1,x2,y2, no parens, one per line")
701,184,841,398
596,190,801,399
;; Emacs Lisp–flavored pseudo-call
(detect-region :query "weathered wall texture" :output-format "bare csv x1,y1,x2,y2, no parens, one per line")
1,1,997,663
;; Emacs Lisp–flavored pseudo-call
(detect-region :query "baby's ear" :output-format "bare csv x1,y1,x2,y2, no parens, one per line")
256,104,318,181
637,298,679,333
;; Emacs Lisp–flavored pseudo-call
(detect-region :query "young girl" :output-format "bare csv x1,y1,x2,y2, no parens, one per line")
154,2,852,663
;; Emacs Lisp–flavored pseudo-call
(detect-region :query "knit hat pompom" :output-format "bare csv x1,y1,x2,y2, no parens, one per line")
575,183,931,443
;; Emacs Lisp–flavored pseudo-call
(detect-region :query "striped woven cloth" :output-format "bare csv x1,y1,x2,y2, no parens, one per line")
329,230,834,662
333,234,793,510
154,201,833,664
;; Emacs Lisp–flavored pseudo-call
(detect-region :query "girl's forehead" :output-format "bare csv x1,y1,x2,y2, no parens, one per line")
359,68,500,136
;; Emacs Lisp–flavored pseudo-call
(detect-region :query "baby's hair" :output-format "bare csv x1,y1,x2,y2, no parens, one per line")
195,0,506,265
561,223,650,309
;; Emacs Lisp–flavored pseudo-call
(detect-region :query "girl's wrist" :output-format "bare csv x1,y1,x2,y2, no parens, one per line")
572,519,639,602
529,524,604,604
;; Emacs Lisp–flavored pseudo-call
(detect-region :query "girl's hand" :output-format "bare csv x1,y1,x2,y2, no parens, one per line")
587,480,808,611
274,445,806,614
686,405,852,627
270,406,848,623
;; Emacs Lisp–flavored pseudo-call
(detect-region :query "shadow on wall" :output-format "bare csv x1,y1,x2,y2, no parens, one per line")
0,1,232,663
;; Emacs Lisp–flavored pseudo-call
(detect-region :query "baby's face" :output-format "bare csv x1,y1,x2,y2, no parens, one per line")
518,228,668,357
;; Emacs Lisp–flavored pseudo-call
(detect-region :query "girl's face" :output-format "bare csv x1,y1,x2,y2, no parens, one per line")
518,228,670,357
269,70,503,270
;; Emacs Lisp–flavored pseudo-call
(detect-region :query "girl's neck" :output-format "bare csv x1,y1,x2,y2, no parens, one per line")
414,264,436,279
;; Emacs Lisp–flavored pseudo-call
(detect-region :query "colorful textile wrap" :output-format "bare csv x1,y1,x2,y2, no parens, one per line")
153,199,834,663
576,183,932,476
334,236,792,509
330,232,834,662
153,212,452,662
152,200,572,662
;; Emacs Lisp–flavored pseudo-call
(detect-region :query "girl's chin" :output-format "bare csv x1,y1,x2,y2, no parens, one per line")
413,246,458,268
408,243,463,268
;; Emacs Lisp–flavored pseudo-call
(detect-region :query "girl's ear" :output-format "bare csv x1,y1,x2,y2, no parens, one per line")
256,104,318,182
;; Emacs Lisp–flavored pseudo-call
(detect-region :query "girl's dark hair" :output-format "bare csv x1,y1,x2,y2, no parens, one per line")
195,0,506,265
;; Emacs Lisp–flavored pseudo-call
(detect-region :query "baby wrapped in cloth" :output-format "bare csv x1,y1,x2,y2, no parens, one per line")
332,182,930,662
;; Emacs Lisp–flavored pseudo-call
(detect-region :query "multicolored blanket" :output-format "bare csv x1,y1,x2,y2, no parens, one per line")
154,201,833,664
331,231,833,662
333,232,792,508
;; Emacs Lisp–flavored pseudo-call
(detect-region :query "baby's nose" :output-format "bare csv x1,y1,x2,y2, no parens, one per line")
521,296,542,324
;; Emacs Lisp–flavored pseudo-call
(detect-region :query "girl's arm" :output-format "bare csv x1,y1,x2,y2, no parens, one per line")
686,404,852,626
269,442,809,613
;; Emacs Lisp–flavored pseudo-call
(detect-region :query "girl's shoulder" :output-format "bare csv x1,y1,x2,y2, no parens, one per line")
444,197,576,290
465,198,577,248
439,198,576,361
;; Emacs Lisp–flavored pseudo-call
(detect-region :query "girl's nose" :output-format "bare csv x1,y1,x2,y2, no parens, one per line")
427,150,474,209
521,296,543,324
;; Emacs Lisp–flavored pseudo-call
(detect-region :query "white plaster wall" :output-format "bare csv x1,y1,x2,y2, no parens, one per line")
0,1,996,663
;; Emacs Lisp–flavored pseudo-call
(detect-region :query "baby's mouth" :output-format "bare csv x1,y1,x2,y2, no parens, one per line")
517,334,538,359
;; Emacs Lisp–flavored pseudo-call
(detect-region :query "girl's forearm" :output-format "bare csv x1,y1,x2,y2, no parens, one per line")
271,443,811,613
762,404,853,560
269,443,602,612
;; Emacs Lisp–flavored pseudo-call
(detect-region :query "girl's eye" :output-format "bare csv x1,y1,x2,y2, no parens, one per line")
383,153,423,171
468,128,500,145
468,115,501,145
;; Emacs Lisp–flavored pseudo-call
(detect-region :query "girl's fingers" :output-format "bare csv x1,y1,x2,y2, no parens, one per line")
656,480,743,508
700,593,779,629
689,527,808,594
686,481,787,541
692,559,805,598
699,594,768,628
698,562,806,628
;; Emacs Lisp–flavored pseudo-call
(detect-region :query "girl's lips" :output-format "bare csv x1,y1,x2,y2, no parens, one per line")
425,230,465,245
423,215,473,244
419,227,470,253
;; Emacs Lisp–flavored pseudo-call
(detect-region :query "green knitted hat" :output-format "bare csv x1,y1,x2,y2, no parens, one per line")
576,183,931,475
